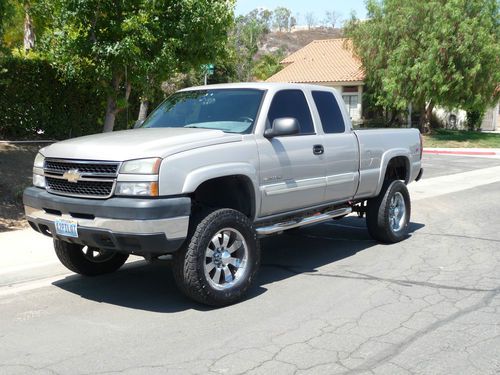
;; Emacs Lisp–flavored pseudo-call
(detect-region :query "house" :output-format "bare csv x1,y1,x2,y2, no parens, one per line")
481,102,499,131
266,38,365,123
434,104,498,131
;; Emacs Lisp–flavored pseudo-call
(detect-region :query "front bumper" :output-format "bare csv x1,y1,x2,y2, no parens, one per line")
23,187,191,255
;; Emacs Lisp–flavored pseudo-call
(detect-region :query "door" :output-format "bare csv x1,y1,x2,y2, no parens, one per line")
312,90,360,203
257,89,326,217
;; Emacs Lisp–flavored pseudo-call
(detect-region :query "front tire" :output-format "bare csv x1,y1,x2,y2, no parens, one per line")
172,209,260,306
54,240,129,276
366,180,411,243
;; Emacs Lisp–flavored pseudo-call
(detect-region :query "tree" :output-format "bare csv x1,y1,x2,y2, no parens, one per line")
305,12,316,30
324,10,340,29
232,9,271,81
345,0,500,129
253,51,284,81
259,8,273,32
273,6,291,32
1,0,56,53
133,1,234,122
42,0,235,132
23,2,34,51
0,0,10,51
1,0,22,52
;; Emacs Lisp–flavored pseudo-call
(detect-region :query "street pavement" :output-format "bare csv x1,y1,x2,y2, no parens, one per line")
0,154,499,375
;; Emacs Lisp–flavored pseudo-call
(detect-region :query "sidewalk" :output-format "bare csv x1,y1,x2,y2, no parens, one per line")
0,229,67,288
0,228,142,292
423,147,500,158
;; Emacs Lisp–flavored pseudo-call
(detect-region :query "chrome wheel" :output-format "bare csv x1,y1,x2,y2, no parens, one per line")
389,192,406,232
81,246,115,263
204,228,248,290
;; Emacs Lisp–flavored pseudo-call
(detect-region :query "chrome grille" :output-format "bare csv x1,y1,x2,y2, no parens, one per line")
46,177,114,198
45,160,119,176
44,159,119,199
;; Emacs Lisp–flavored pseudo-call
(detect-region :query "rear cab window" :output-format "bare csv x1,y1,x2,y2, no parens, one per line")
312,91,346,134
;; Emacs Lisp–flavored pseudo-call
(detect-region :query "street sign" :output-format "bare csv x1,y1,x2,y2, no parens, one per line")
203,64,215,75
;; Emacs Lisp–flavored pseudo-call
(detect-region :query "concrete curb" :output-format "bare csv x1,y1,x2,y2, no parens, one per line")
0,140,56,144
423,148,500,157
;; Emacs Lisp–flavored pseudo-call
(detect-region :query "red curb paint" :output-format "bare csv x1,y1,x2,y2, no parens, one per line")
423,150,497,156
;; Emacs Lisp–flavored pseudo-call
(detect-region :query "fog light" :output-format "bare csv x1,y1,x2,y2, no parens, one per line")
33,173,46,188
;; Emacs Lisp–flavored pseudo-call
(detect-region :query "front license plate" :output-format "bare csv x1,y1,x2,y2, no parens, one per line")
54,219,78,238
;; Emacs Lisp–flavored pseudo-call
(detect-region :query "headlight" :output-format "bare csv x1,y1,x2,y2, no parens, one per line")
115,182,159,196
33,153,46,188
117,158,160,196
34,153,45,168
120,158,161,174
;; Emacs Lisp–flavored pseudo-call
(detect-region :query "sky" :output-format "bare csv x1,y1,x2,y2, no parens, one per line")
235,0,368,25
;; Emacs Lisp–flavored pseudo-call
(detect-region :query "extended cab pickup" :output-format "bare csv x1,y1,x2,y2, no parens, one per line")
24,83,423,306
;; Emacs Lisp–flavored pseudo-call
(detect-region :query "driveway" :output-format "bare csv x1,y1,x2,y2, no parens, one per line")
0,154,499,375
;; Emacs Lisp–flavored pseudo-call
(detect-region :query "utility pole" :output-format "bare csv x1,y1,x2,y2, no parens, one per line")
407,102,412,128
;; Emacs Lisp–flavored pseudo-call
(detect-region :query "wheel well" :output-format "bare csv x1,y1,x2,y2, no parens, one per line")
192,175,255,218
384,156,409,183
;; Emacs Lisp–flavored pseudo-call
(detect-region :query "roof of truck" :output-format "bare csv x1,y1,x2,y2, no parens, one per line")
178,82,337,92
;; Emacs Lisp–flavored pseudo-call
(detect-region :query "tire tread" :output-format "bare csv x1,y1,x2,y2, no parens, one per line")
54,240,129,276
366,180,411,243
173,208,260,306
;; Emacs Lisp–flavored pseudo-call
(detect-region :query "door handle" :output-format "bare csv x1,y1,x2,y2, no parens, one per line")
313,144,324,155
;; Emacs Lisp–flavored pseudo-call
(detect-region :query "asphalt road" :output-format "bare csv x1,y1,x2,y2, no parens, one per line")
1,154,499,375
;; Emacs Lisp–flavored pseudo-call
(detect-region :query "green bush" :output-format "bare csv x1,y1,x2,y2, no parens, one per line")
466,110,484,131
0,57,138,140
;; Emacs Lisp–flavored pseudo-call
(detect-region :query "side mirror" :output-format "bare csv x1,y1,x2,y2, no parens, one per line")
264,117,300,138
133,119,145,129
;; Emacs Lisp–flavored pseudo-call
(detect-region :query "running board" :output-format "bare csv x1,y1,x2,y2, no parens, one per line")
255,207,352,236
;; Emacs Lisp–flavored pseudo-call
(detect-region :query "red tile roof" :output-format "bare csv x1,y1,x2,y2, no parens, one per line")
266,38,365,84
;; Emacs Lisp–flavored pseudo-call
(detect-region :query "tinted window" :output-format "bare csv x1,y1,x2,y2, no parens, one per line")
142,89,264,134
267,90,314,134
312,91,346,133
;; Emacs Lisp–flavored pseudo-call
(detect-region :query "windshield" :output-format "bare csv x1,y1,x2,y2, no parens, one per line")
141,89,265,134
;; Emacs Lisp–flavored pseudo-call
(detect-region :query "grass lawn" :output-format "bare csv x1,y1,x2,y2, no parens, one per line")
423,129,500,148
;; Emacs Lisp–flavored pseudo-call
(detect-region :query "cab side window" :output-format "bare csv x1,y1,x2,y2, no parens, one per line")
267,90,315,135
312,91,346,134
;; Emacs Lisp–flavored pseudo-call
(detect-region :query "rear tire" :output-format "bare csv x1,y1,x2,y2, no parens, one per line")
366,180,411,243
172,208,260,306
54,240,129,276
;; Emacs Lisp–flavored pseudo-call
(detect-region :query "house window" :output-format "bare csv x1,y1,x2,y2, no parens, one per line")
342,94,359,119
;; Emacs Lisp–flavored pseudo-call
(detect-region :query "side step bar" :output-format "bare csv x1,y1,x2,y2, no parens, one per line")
256,207,352,236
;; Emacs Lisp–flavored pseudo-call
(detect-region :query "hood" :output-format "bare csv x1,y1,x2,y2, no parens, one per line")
40,128,242,161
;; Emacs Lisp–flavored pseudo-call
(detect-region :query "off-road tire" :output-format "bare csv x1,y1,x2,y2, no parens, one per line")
172,208,260,307
54,239,129,276
366,180,411,243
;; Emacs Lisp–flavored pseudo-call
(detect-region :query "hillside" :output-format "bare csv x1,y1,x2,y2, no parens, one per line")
258,27,343,57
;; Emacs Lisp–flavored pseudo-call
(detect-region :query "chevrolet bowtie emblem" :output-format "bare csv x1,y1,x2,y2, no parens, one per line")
63,169,82,183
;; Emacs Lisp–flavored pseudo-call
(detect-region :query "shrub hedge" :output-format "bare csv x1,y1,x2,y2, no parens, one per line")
0,57,138,140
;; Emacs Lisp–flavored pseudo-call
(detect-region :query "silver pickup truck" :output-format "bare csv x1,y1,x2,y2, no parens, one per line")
24,83,423,306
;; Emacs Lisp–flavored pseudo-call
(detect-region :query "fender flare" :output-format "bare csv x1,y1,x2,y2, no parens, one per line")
182,163,258,194
375,149,411,196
